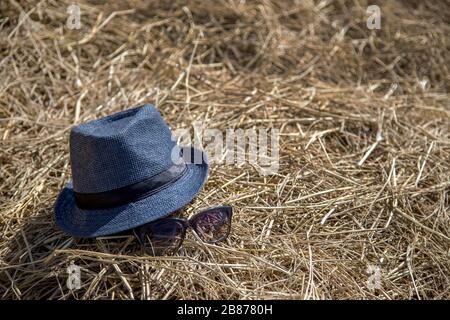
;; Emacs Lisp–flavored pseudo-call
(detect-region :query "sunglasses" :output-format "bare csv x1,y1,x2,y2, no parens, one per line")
133,206,232,255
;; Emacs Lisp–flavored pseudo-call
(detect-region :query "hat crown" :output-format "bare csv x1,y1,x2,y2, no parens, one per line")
70,105,177,193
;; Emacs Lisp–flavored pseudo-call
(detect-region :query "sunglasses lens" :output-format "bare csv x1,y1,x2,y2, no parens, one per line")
192,208,231,243
137,220,184,255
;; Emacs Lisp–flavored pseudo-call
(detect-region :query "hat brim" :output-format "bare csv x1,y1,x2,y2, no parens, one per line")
54,148,208,238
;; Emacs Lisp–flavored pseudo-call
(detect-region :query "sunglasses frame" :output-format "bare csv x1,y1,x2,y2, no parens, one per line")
133,206,233,252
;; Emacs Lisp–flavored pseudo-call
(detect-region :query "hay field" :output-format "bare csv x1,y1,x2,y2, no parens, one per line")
0,0,449,299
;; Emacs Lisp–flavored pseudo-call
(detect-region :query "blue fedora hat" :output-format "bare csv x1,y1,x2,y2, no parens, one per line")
54,104,208,237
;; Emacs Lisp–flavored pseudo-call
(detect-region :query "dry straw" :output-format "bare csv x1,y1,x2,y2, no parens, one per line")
0,0,449,299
